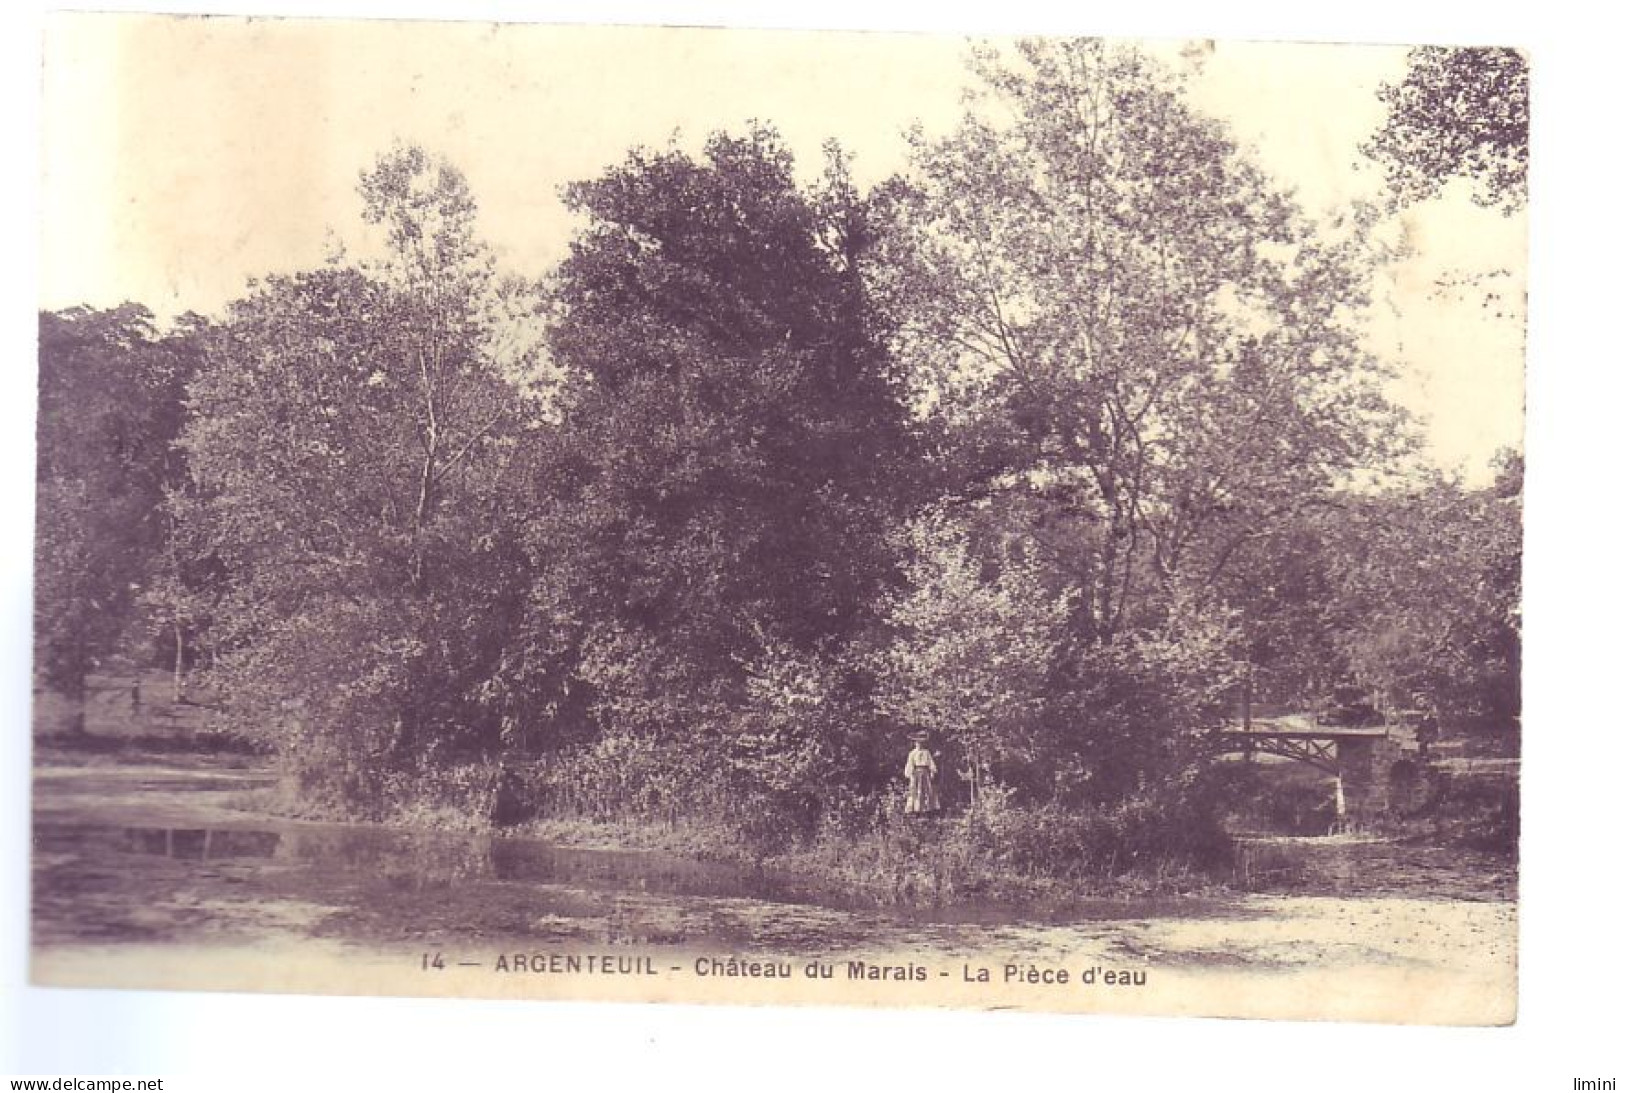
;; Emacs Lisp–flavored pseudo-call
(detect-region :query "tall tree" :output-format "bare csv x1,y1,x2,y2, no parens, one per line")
35,305,198,730
863,38,1408,804
532,128,917,755
878,38,1403,640
180,147,536,783
1326,456,1522,745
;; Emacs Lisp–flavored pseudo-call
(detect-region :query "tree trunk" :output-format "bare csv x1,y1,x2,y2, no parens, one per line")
412,449,435,590
64,672,87,737
172,617,187,705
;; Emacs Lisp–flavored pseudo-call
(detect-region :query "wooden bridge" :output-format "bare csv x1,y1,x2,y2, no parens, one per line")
1217,713,1417,826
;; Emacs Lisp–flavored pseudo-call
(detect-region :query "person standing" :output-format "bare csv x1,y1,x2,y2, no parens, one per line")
903,731,940,816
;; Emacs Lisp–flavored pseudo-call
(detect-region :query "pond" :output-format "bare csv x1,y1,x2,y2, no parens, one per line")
28,751,1518,1023
31,758,1239,951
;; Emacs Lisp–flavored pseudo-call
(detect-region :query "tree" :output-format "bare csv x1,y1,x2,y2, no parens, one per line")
34,305,198,730
1362,46,1529,213
877,510,1075,805
529,127,918,763
1207,512,1350,711
862,39,1405,804
179,147,537,785
877,39,1404,647
1325,456,1521,746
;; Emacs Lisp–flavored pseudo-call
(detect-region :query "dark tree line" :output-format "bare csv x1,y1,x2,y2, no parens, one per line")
35,39,1522,847
35,306,206,727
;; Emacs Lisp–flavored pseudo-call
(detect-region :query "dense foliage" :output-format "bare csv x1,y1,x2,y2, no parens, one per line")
1363,46,1529,213
175,149,538,799
35,306,203,725
34,39,1522,883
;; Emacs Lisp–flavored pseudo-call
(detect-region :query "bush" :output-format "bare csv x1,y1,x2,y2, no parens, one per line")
277,752,508,829
1258,779,1339,836
767,775,1235,904
973,777,1231,882
1411,770,1519,853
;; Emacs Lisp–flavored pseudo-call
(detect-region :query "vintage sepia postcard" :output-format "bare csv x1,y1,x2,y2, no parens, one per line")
29,13,1524,1025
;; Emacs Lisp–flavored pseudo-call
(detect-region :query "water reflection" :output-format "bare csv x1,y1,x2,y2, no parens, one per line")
34,808,1513,957
37,819,804,898
33,816,1241,931
121,826,282,861
1232,836,1516,901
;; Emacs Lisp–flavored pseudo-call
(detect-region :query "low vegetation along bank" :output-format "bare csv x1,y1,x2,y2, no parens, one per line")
256,761,1233,904
225,738,1514,908
38,718,1513,906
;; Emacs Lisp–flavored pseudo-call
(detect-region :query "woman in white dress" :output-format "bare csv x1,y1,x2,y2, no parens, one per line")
903,731,940,816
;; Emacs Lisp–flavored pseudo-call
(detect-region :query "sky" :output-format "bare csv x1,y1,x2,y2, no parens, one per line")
36,16,1525,481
